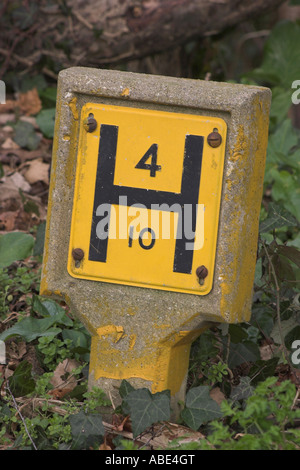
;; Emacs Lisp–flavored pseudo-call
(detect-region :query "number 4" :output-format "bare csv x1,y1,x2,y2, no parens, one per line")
135,143,161,177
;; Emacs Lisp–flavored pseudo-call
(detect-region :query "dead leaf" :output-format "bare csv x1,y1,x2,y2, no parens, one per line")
0,100,17,114
290,368,300,386
4,368,14,379
112,414,130,432
1,137,20,150
260,344,274,361
103,421,206,450
13,208,32,231
0,113,16,124
23,345,45,376
234,433,245,440
17,88,42,116
0,365,5,379
22,158,49,185
99,439,112,450
1,312,19,324
50,358,79,397
8,172,31,192
0,211,17,230
0,148,45,163
7,341,27,361
0,177,24,209
0,153,21,168
153,422,206,449
2,125,14,133
48,387,75,399
210,387,226,405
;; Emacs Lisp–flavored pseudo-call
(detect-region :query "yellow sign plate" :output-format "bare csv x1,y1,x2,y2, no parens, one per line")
68,103,227,295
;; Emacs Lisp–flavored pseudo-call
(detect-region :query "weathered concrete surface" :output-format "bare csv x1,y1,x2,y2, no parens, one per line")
40,67,271,413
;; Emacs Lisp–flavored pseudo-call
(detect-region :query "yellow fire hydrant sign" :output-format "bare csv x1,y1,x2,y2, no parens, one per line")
41,67,271,410
68,103,227,296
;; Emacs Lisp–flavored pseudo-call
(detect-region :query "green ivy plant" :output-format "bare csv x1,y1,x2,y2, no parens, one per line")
170,377,300,450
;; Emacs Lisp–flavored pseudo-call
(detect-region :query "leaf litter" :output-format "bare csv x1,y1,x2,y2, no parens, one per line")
0,85,51,236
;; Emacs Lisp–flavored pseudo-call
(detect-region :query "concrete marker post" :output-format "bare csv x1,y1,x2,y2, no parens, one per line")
41,67,271,416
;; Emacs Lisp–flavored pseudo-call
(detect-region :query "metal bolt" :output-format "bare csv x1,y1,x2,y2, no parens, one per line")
84,115,97,133
207,131,222,148
196,265,208,285
72,248,84,261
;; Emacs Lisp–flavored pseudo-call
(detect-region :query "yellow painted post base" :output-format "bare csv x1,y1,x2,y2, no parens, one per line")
88,327,207,418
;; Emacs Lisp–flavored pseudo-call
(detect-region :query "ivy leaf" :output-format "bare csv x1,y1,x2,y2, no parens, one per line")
11,3,38,30
250,305,275,337
190,330,219,362
32,295,51,317
267,119,299,163
230,377,254,402
36,108,56,138
38,299,73,327
33,221,46,256
259,203,298,233
13,120,41,150
119,379,135,399
39,87,57,108
20,74,47,93
62,329,90,350
119,380,136,415
226,341,260,368
271,316,300,345
0,232,35,268
249,21,300,89
181,386,222,431
228,324,248,344
32,297,73,327
69,410,105,449
0,316,62,342
249,358,279,385
269,88,294,127
0,298,74,342
272,253,296,282
284,326,300,349
277,245,300,268
271,171,300,220
9,361,35,397
122,388,170,437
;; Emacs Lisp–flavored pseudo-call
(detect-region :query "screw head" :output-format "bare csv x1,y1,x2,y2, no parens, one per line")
83,115,97,133
196,265,208,280
207,131,222,148
72,248,84,261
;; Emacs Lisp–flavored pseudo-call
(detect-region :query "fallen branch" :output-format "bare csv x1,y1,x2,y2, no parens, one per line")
0,0,285,74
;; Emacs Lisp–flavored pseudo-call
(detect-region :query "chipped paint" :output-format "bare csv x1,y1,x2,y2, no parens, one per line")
97,325,125,343
129,334,136,350
68,97,79,120
90,328,206,396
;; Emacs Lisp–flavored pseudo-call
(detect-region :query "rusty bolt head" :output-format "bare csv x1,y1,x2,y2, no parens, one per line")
207,131,222,148
83,115,97,133
196,265,208,280
72,248,84,261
